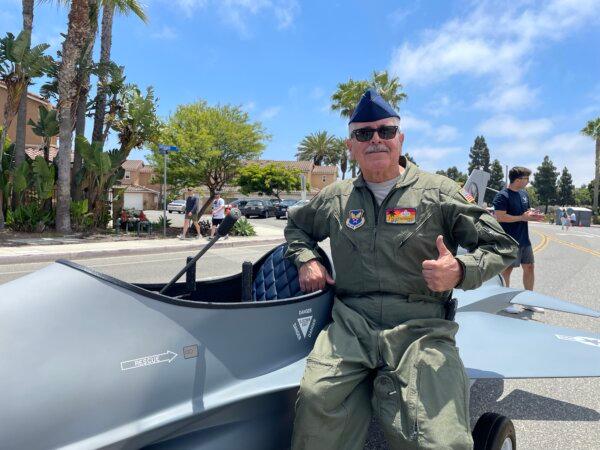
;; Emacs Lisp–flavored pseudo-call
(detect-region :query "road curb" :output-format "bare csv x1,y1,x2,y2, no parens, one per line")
0,237,286,264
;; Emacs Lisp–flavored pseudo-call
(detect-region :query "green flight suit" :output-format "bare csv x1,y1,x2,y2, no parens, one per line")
285,158,518,450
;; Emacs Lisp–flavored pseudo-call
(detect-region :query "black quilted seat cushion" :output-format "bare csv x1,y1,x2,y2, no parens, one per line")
253,245,302,301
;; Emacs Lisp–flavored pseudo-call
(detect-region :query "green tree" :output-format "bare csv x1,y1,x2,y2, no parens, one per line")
91,0,147,146
526,186,539,208
436,166,467,185
331,70,407,119
0,30,52,228
237,163,301,199
574,185,591,206
28,106,59,162
484,159,504,204
581,117,600,214
151,101,268,215
557,167,575,206
467,135,491,174
532,155,558,213
296,131,336,165
322,137,348,180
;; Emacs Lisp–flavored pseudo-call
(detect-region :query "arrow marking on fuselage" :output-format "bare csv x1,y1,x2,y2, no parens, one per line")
121,351,178,371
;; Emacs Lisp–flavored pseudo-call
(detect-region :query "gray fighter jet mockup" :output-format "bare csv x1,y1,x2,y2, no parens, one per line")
1,186,598,450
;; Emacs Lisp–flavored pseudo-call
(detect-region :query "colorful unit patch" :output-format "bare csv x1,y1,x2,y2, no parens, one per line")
346,209,366,230
460,188,476,204
386,208,416,224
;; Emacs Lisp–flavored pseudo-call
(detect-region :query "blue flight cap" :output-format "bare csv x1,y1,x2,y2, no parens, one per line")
348,88,400,124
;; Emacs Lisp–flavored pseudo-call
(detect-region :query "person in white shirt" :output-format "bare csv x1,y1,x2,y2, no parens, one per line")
208,192,227,240
570,211,577,227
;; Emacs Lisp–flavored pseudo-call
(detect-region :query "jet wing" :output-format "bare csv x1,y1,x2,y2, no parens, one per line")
456,312,600,379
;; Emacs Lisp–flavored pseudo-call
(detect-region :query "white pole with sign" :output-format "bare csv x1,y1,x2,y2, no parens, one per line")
159,145,179,237
300,174,306,201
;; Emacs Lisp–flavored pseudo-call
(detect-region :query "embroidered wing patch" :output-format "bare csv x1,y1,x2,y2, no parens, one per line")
346,209,365,230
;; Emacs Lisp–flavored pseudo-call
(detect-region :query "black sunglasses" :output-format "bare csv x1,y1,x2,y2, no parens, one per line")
351,125,399,142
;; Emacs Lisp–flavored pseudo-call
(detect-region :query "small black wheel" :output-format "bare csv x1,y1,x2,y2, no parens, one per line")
245,214,250,219
168,210,172,214
473,412,516,450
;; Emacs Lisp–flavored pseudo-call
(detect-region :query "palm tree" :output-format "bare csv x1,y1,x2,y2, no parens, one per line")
296,131,336,166
0,30,51,228
91,0,147,146
55,0,91,233
13,0,35,181
331,70,407,119
581,117,600,214
326,137,348,180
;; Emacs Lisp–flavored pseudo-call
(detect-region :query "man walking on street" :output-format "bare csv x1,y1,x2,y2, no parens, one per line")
492,167,544,313
178,188,200,240
208,192,227,240
285,88,517,450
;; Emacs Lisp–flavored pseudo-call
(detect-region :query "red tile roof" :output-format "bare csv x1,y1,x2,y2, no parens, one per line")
24,145,74,162
121,160,144,171
312,165,338,174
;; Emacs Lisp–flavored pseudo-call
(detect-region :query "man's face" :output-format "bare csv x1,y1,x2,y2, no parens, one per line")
346,117,404,180
514,176,530,190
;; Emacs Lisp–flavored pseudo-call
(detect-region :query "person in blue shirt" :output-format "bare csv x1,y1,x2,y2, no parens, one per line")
492,166,544,313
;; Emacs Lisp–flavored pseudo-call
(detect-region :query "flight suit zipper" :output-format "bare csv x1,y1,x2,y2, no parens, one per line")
363,185,402,292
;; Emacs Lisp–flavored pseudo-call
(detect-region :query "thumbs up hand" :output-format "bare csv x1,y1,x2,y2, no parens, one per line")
422,235,463,292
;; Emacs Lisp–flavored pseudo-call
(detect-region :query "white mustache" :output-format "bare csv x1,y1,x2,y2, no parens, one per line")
365,144,389,154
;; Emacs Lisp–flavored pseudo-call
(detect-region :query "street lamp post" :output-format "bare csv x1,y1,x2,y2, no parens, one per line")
159,144,179,237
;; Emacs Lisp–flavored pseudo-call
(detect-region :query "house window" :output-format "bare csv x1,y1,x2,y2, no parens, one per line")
124,171,131,180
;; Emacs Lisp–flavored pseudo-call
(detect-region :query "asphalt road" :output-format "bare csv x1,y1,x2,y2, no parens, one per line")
0,221,598,449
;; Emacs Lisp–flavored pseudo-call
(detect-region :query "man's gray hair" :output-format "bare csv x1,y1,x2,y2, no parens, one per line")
348,116,401,137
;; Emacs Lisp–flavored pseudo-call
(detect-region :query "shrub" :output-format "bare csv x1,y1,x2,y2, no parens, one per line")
6,204,53,232
70,199,94,232
231,217,256,236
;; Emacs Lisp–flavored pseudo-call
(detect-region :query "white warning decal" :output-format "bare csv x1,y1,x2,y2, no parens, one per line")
297,316,313,338
555,334,600,348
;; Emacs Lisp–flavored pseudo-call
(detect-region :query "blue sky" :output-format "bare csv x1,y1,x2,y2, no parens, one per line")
2,0,599,185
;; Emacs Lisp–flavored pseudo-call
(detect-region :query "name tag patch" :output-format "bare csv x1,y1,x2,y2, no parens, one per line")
346,209,365,230
386,208,416,224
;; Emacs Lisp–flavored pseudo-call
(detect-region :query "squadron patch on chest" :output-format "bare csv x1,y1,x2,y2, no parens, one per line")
346,209,366,230
386,208,416,224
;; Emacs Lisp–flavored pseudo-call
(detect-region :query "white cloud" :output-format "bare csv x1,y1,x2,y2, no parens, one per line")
259,106,281,120
390,0,598,84
478,115,553,140
435,125,460,142
401,113,459,142
151,26,178,40
406,145,462,171
389,0,600,112
475,84,538,112
217,0,299,36
175,0,209,17
424,95,454,117
242,101,256,111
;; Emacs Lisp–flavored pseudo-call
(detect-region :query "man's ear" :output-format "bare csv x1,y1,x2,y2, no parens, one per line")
398,132,405,146
346,138,355,161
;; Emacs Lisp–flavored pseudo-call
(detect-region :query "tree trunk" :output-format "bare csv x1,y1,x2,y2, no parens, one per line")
12,0,35,197
0,125,9,229
56,0,90,233
91,3,114,145
594,137,600,215
72,0,98,201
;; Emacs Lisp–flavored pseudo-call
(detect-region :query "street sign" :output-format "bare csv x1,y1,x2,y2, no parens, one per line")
158,144,179,155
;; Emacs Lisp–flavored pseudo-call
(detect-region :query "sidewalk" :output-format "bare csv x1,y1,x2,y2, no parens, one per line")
0,224,285,264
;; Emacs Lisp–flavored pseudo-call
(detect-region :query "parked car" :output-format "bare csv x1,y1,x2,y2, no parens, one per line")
244,199,277,218
287,199,310,214
167,199,186,214
274,199,298,219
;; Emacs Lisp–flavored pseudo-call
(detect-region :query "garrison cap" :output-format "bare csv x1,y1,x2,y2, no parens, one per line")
348,88,400,124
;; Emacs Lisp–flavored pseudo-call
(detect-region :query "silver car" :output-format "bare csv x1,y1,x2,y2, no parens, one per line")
167,199,186,214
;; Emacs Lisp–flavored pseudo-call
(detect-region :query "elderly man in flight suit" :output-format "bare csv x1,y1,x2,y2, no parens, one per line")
284,89,518,450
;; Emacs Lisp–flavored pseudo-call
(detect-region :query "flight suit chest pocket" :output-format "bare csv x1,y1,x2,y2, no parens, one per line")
392,207,435,249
